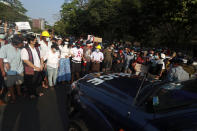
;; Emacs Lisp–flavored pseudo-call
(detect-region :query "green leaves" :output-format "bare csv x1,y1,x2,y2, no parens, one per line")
0,2,28,22
54,0,197,46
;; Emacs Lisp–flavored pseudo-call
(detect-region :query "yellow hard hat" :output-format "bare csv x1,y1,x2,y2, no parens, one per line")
42,31,50,37
96,45,102,49
17,31,21,35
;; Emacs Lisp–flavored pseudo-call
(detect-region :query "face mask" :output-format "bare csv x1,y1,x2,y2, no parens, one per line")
149,54,153,57
46,37,50,42
52,48,57,53
0,34,6,40
130,52,134,55
134,54,137,57
65,42,69,45
154,55,159,59
110,47,113,50
96,49,100,52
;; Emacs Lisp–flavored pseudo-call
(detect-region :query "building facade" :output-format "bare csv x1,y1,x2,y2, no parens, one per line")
32,18,45,30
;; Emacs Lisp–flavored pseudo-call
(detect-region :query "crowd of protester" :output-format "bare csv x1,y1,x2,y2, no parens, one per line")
0,23,197,105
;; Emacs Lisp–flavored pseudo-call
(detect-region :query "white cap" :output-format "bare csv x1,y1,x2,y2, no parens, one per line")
161,53,166,59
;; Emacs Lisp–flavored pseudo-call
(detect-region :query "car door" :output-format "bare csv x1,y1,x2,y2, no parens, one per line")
147,80,197,131
149,110,197,131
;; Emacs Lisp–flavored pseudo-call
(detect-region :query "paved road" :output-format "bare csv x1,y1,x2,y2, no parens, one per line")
0,87,69,131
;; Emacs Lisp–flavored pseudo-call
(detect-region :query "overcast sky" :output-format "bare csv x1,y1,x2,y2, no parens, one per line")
20,0,65,25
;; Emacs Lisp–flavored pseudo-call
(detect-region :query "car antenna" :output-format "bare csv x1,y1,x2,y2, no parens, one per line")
133,73,148,106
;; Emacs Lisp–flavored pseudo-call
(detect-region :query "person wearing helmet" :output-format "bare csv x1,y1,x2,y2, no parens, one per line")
39,31,53,88
40,31,52,58
91,45,104,72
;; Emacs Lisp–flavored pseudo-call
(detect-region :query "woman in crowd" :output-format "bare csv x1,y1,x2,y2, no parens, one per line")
57,39,71,84
44,44,60,88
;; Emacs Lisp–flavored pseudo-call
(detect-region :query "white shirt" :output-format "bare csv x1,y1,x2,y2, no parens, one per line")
71,47,83,62
91,51,104,62
21,45,41,69
156,59,165,70
43,50,60,68
59,45,71,58
39,40,53,59
44,50,60,68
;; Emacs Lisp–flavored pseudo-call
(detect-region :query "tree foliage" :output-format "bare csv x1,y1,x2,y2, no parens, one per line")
0,0,28,22
54,0,197,47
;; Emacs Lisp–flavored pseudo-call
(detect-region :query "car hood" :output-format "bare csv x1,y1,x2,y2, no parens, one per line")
77,73,152,100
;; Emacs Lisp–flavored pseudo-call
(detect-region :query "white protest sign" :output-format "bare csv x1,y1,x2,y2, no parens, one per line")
15,22,31,30
87,35,94,42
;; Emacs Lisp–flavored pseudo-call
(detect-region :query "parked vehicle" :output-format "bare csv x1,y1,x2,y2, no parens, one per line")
67,73,197,131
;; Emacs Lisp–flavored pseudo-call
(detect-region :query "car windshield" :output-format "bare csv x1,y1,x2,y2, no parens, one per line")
151,79,197,112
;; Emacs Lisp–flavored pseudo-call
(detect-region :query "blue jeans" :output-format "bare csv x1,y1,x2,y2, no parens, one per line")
47,66,58,87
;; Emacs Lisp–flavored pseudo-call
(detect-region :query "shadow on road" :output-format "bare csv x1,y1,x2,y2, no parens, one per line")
1,98,40,131
0,86,69,131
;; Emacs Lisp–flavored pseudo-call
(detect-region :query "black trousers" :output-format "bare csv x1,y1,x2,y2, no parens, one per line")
0,71,4,99
84,62,91,74
24,71,42,96
92,63,100,72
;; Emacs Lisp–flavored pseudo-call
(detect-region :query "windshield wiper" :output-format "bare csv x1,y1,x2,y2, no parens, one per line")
133,73,148,106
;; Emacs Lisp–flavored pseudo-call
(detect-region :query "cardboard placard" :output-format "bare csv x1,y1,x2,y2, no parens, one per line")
94,37,102,43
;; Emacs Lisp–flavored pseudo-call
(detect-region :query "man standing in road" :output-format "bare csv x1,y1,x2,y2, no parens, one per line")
91,45,104,72
103,45,113,72
83,41,92,74
21,35,44,99
39,31,53,88
0,35,24,103
167,59,190,82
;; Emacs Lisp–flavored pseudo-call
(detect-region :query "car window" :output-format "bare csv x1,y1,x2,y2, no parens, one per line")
151,79,197,112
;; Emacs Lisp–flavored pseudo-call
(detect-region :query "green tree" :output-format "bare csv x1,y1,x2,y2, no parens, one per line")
0,1,28,22
54,0,197,48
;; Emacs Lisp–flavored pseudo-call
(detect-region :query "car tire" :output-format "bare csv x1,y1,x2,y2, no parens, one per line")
68,119,88,131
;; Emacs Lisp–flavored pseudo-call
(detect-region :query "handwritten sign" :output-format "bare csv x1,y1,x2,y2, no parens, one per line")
15,22,31,30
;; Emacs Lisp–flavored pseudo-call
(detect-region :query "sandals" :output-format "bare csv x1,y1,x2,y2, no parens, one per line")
30,95,36,99
9,99,16,104
38,93,44,97
29,93,44,99
42,85,49,89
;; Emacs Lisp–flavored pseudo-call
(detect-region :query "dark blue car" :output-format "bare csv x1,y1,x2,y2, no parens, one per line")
67,73,197,131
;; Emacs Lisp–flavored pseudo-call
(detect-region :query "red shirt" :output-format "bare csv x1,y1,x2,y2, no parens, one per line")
136,57,144,64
